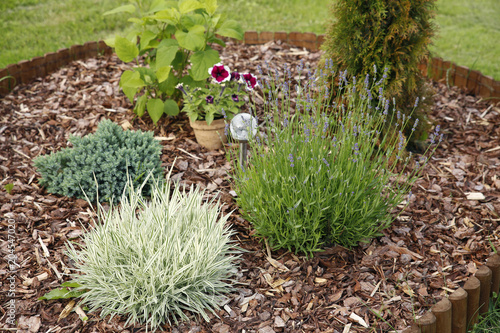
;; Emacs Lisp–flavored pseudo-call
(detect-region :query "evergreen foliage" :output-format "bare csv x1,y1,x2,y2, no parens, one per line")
34,119,163,203
321,0,437,141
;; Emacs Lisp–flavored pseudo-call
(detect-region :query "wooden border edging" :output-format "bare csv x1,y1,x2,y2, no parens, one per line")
1,31,499,101
0,41,112,96
402,253,500,333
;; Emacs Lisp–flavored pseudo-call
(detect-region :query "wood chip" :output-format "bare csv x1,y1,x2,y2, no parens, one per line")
22,272,49,286
274,315,286,327
266,256,290,272
75,305,88,321
154,136,176,141
342,323,352,333
314,277,328,284
465,192,485,200
349,312,369,328
370,281,382,297
38,236,50,257
177,147,202,160
485,146,500,153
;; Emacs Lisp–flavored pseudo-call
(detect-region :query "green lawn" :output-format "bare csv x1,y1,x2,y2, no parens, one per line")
430,0,500,80
1,0,499,79
0,0,128,68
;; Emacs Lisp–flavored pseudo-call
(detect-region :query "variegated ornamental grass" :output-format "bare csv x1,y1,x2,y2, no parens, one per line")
66,177,241,331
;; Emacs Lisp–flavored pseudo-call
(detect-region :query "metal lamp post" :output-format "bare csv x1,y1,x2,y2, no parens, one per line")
229,113,258,169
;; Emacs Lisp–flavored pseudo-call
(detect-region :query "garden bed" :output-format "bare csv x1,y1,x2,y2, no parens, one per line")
1,41,499,333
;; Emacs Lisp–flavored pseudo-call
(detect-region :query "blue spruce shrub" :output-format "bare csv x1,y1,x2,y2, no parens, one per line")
34,119,163,202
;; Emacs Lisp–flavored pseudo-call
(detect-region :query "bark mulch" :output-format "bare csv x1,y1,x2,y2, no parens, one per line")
1,41,500,333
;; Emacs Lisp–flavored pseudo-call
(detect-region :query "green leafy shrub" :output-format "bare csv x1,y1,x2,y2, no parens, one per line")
65,176,241,330
321,0,437,141
105,0,244,124
34,119,163,203
231,63,440,256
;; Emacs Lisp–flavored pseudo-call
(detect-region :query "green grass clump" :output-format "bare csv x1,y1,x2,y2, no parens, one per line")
231,62,439,256
471,295,500,332
66,177,241,330
34,119,163,203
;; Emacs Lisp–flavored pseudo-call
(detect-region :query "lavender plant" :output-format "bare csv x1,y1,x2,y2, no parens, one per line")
231,62,441,256
66,174,241,331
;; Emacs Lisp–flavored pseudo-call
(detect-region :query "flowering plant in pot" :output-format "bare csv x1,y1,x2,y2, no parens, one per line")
177,63,257,149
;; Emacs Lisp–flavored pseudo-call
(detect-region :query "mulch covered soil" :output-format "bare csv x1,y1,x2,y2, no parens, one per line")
1,41,500,333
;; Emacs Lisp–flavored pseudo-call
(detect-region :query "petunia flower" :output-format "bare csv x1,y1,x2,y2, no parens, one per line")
206,95,214,104
219,84,226,97
231,94,239,102
175,83,187,95
231,72,241,81
208,63,231,83
242,73,258,90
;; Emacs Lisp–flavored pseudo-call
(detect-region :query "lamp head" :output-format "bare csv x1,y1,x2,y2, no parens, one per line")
229,113,258,141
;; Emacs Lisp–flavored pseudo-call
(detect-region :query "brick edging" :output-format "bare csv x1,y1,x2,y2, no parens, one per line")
1,31,499,101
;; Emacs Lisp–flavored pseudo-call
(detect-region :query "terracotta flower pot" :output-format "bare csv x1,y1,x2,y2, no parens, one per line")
189,118,228,150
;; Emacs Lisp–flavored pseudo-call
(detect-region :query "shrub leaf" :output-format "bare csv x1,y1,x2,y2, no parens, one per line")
115,36,139,63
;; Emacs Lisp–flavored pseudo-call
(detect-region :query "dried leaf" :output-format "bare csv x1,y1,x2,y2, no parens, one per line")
58,300,76,320
18,316,41,333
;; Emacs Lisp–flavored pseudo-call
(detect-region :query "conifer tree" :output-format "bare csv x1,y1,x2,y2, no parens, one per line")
321,0,437,143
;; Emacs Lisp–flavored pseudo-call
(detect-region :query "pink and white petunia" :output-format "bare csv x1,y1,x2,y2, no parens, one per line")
242,73,258,90
208,63,231,83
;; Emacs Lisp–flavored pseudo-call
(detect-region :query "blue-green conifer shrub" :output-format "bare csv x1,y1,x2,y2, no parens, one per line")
34,119,163,202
